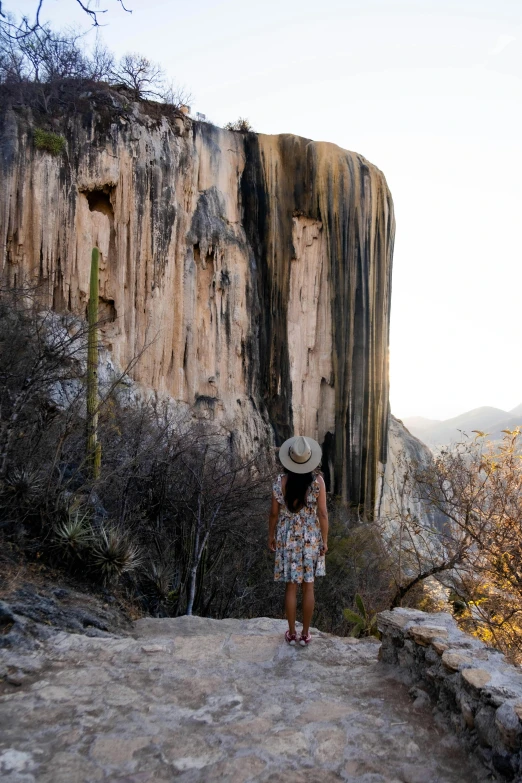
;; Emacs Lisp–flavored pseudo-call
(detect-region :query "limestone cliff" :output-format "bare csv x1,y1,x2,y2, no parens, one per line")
0,100,394,513
376,415,447,532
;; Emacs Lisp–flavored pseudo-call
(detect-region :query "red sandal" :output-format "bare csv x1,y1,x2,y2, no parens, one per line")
299,632,312,646
285,630,297,645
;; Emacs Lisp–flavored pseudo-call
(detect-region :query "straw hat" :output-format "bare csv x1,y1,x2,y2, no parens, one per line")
278,435,322,474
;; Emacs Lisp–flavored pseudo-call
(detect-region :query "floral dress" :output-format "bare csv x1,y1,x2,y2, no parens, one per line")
273,473,326,584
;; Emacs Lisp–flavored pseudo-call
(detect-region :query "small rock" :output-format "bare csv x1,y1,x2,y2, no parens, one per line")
495,702,522,750
461,668,491,690
424,647,440,665
404,740,420,757
409,686,431,710
441,650,474,671
475,705,497,747
460,699,475,729
377,609,421,630
431,639,449,655
398,649,414,668
6,672,26,686
413,694,430,711
52,589,70,600
408,626,448,647
141,644,167,653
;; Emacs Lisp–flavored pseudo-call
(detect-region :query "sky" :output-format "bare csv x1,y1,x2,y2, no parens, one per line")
14,0,522,421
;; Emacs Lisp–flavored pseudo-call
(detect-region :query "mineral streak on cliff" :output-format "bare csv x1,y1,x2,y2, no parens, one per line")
0,103,394,514
243,134,395,509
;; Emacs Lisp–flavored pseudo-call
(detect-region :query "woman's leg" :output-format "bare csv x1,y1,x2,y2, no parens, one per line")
285,582,297,635
301,582,315,635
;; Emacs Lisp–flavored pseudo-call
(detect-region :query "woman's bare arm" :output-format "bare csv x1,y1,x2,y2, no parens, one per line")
317,475,329,554
268,493,279,552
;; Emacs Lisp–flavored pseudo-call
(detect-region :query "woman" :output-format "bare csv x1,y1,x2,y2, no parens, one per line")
268,435,328,646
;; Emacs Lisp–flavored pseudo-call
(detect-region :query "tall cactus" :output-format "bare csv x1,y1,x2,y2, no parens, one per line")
86,247,101,479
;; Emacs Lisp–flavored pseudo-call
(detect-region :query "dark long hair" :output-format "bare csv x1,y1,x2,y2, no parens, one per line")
283,469,314,512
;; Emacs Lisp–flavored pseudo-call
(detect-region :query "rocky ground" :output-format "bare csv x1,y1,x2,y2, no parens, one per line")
0,611,495,782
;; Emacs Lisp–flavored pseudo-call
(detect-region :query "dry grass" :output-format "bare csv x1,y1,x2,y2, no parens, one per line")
0,546,43,599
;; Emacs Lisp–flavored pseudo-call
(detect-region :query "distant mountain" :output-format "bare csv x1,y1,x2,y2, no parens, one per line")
400,416,441,433
402,404,522,446
487,414,522,441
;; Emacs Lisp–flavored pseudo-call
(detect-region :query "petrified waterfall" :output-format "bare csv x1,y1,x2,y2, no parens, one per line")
0,104,394,514
243,134,394,509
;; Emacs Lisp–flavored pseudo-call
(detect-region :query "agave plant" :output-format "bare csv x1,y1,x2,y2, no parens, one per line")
90,525,143,585
53,511,92,557
4,467,44,503
141,560,174,600
139,559,178,614
343,593,379,638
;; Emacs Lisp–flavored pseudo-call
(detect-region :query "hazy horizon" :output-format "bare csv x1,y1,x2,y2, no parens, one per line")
402,400,522,424
14,0,522,421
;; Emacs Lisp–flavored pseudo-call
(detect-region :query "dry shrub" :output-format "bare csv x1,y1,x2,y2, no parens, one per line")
0,284,398,635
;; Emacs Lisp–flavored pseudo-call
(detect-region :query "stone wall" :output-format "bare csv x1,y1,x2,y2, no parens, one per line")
378,607,522,780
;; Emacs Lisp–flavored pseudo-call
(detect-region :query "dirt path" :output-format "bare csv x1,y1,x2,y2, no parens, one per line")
0,616,491,782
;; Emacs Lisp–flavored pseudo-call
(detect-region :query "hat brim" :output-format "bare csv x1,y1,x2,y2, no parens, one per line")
278,436,322,474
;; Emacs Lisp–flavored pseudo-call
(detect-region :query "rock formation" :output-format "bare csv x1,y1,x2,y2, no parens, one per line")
0,101,394,513
376,415,448,531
